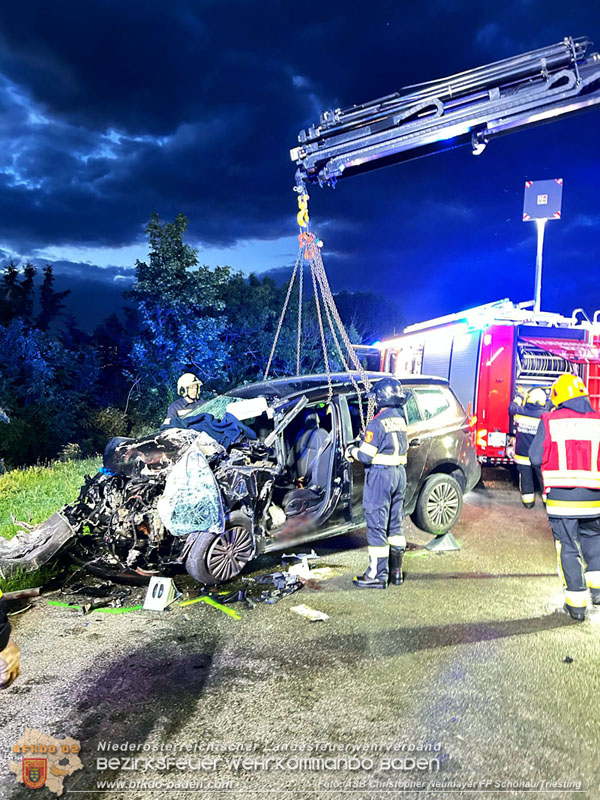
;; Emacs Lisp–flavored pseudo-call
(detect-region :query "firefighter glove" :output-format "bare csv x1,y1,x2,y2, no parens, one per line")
0,637,20,690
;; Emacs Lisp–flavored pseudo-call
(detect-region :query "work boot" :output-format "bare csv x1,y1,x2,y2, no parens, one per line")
564,603,587,622
353,572,387,589
521,496,535,509
389,548,405,586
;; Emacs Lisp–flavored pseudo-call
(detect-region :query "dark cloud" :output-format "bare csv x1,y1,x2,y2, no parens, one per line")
0,0,598,323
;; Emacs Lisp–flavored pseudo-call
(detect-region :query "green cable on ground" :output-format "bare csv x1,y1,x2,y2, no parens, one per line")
179,596,241,620
47,600,143,614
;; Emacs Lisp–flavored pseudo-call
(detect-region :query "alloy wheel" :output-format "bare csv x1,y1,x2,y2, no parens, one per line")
426,481,460,528
206,526,255,581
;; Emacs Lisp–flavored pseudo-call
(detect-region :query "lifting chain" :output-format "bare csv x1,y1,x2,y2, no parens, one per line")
265,188,375,430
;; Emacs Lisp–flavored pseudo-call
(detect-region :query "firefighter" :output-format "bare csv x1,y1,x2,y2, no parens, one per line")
0,589,20,689
529,373,600,621
162,373,204,428
346,377,408,589
509,386,547,507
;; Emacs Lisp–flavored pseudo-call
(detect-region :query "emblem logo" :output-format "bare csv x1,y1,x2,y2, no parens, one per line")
23,758,47,789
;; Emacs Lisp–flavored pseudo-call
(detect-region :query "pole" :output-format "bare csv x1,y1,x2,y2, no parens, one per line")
534,218,546,314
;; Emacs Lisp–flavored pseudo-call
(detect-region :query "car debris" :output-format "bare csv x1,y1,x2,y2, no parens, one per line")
0,372,479,589
290,604,329,622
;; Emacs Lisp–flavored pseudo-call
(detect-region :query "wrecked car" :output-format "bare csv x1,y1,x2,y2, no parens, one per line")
0,372,480,586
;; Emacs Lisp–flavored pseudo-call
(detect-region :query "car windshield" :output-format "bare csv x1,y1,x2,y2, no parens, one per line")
197,394,244,418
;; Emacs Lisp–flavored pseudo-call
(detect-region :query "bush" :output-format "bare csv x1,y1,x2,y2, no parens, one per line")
81,406,128,455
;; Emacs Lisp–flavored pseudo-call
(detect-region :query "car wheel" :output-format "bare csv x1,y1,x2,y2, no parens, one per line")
412,473,463,534
185,512,256,585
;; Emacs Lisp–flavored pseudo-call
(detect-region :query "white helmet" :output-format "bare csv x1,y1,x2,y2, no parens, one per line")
527,387,547,407
177,373,203,399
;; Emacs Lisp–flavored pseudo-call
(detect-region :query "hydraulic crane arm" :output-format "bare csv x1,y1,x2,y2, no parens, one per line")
291,36,600,189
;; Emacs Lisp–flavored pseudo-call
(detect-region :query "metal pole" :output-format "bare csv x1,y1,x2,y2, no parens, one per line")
534,218,547,314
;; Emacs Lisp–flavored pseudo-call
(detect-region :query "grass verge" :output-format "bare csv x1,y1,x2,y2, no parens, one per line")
0,458,100,591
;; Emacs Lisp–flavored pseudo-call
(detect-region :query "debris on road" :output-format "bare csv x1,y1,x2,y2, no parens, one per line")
179,596,241,620
291,604,329,622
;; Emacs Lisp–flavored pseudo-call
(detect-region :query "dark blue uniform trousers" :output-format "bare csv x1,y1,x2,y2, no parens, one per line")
364,465,406,581
549,515,600,609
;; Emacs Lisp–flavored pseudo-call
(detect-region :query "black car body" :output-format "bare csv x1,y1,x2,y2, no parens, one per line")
0,373,480,586
183,371,479,583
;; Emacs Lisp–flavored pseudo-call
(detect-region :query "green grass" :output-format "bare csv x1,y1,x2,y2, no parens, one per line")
0,458,100,540
0,458,100,591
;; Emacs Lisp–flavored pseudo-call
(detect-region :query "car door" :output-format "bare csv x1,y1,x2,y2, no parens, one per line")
402,389,432,510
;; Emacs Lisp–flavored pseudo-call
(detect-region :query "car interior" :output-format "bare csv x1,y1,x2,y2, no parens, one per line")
271,403,335,518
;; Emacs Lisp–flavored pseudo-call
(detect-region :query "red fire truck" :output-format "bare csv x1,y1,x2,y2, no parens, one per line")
375,299,600,464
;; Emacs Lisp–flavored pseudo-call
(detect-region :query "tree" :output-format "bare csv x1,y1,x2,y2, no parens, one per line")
0,261,19,324
127,214,232,423
36,264,70,330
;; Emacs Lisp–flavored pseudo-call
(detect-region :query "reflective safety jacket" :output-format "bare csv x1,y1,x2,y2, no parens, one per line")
529,397,600,517
509,399,545,465
351,407,408,467
0,590,10,652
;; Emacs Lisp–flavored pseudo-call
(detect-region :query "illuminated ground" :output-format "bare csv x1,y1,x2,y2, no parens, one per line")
2,477,599,800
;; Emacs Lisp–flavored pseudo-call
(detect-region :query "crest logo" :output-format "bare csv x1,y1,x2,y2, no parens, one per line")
23,758,47,789
10,729,82,796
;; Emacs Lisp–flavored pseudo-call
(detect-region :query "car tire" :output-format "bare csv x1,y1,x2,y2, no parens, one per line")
185,511,256,585
411,473,463,534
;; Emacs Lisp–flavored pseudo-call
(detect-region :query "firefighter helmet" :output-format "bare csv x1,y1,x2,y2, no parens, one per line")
177,372,203,398
367,377,406,408
526,388,547,407
550,374,588,407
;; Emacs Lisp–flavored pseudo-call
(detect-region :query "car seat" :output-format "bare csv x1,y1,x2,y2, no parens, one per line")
282,412,332,516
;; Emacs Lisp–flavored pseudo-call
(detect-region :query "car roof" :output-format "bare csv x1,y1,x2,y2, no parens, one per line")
227,372,449,402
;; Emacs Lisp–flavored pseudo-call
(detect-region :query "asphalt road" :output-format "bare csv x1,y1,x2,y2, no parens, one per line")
2,476,599,800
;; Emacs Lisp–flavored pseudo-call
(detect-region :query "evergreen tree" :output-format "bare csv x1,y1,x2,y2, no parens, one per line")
36,264,70,330
19,262,37,321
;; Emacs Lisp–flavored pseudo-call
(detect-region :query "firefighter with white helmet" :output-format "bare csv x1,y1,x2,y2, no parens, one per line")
529,373,600,621
162,373,204,428
346,377,408,589
509,386,548,507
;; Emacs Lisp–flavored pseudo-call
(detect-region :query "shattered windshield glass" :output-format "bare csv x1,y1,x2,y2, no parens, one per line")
197,394,244,418
157,444,225,537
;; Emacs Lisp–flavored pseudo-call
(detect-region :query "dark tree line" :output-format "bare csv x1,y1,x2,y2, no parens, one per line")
0,214,402,468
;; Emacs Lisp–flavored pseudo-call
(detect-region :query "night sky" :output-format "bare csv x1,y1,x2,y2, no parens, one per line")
0,1,599,332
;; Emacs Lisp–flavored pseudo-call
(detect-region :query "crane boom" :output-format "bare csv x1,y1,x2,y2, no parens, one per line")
291,36,600,189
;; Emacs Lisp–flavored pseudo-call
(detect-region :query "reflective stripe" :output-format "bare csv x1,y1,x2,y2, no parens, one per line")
358,441,378,458
546,499,600,516
521,493,535,503
514,454,531,465
371,453,407,466
0,589,3,599
350,446,360,460
162,417,172,425
177,405,201,418
367,545,390,557
542,470,600,489
585,570,600,589
555,541,566,587
565,590,588,608
514,414,540,434
388,534,406,547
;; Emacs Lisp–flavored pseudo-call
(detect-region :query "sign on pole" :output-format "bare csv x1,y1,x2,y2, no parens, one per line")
522,179,563,313
523,178,563,220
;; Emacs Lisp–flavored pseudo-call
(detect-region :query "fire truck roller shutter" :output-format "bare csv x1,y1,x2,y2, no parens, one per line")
449,330,481,413
421,335,452,381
